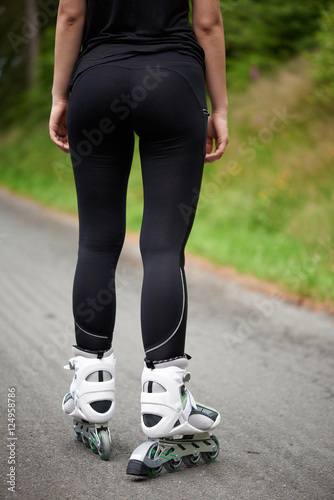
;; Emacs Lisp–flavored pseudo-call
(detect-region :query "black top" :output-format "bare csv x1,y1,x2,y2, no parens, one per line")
70,0,205,88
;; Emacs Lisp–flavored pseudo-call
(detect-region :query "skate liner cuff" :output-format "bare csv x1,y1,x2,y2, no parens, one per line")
72,345,114,359
144,353,191,369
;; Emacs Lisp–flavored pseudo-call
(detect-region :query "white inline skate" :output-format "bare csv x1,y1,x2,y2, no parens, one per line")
62,346,116,460
126,356,220,476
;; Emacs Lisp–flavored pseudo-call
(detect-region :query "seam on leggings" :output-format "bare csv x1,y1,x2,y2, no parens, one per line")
158,65,207,112
145,267,185,355
75,321,109,339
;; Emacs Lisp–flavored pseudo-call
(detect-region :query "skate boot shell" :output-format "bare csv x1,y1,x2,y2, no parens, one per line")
127,357,220,476
62,346,116,460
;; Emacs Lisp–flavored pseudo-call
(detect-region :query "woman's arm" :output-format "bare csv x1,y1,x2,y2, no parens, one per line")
49,0,86,152
192,0,229,163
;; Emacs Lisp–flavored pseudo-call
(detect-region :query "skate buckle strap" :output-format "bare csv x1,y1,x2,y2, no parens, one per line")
64,358,76,370
145,359,155,369
144,353,192,369
183,388,196,419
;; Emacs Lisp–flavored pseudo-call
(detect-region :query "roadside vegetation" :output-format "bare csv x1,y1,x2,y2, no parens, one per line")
0,1,333,302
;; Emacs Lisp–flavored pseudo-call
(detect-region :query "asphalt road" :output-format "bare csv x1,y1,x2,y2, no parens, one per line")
0,187,333,500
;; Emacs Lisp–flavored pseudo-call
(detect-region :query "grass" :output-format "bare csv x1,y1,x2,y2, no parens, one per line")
1,57,333,302
189,58,334,301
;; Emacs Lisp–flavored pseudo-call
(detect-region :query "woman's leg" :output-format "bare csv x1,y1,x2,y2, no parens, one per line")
67,65,134,352
125,60,222,467
131,57,208,361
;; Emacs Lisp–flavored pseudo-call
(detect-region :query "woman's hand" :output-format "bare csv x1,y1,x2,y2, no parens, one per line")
50,0,86,152
205,113,229,163
192,0,228,163
49,98,70,153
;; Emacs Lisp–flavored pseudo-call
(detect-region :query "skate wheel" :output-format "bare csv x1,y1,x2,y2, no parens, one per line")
148,465,163,477
74,431,81,441
89,438,98,454
82,435,90,447
202,435,220,463
183,453,201,468
98,430,111,461
163,457,182,473
147,443,162,476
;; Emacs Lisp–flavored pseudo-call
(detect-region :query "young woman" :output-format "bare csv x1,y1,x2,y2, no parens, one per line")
50,0,228,472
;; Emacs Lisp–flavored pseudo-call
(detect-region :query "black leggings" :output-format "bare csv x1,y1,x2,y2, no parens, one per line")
67,52,208,361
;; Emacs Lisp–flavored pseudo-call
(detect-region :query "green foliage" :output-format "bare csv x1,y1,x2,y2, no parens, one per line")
0,0,27,124
0,1,333,300
20,26,56,126
0,1,57,127
0,0,331,123
1,58,334,301
221,0,329,89
0,9,332,194
309,3,334,104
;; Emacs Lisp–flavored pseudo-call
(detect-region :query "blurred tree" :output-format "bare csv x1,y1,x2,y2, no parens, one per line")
0,0,57,126
221,0,330,88
25,0,40,88
0,0,331,125
310,2,334,104
0,1,27,121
